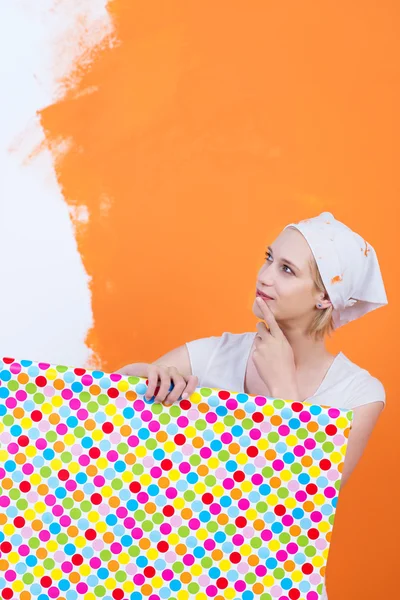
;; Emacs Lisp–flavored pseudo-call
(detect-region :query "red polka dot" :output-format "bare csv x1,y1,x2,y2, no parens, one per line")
91,493,102,505
157,541,169,553
112,590,124,600
163,506,175,517
74,368,86,376
233,471,245,483
107,387,119,399
289,590,301,599
235,516,247,528
302,563,314,575
85,529,97,541
31,410,43,422
174,434,186,446
0,542,11,553
202,493,213,505
144,566,156,578
229,552,241,564
72,554,83,566
161,459,172,471
252,412,264,423
246,446,258,458
19,481,31,493
307,528,320,540
274,505,286,517
291,402,303,412
1,588,13,600
58,469,70,481
325,424,337,436
35,376,47,388
13,517,25,528
3,358,14,364
180,400,191,410
40,576,52,588
129,482,141,493
17,435,29,447
102,422,114,434
319,459,331,471
216,578,228,589
306,483,318,495
218,391,230,400
89,447,100,459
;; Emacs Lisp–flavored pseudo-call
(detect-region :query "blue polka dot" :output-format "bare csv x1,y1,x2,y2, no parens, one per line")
237,393,248,404
216,406,228,417
318,414,330,426
123,407,134,419
271,522,283,534
209,567,220,579
0,389,9,400
71,382,83,393
231,425,243,437
288,418,301,429
309,405,322,415
283,452,295,464
193,546,205,558
63,371,75,384
266,558,278,569
298,473,310,485
135,383,147,395
0,370,11,382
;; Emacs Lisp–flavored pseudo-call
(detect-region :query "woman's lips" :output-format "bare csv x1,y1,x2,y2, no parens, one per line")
256,290,274,300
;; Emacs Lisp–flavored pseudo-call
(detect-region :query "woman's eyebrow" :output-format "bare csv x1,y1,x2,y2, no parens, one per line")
267,246,300,271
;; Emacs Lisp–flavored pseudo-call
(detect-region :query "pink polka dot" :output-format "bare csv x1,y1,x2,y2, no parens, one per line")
150,467,162,478
79,455,90,467
61,561,73,573
0,496,11,508
18,545,30,556
44,386,55,398
255,396,266,406
238,499,250,510
249,428,261,440
22,464,33,475
276,550,288,561
210,503,221,515
60,516,71,527
287,542,298,554
69,399,80,410
107,450,118,462
131,528,143,539
189,518,200,530
328,408,340,419
204,539,215,551
221,432,233,444
261,529,272,542
77,409,88,420
5,570,16,582
282,515,294,527
61,389,73,400
295,491,307,502
93,475,105,487
183,554,195,566
304,438,316,450
127,436,139,448
148,420,160,433
206,586,217,597
161,569,173,581
177,416,189,428
81,375,93,386
36,438,47,450
90,557,101,569
226,399,238,410
178,463,190,475
255,565,267,577
7,443,18,454
133,574,145,585
15,390,27,402
324,486,336,499
48,587,60,598
110,542,122,554
232,534,244,546
234,580,246,592
76,582,88,594
205,412,217,424
124,517,135,529
10,363,22,375
293,445,305,457
272,459,284,471
251,474,263,486
141,410,152,422
223,478,234,490
278,425,290,436
200,447,212,459
299,410,311,422
45,495,56,506
65,480,76,492
311,511,322,523
133,400,145,411
56,424,68,435
165,488,177,500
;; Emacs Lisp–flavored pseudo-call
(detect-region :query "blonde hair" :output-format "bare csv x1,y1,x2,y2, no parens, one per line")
308,258,335,340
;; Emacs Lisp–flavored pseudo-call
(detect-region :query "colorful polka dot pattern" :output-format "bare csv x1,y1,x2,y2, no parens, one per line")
0,357,353,600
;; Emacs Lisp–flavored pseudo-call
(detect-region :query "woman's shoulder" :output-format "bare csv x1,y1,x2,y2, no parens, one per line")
334,352,386,407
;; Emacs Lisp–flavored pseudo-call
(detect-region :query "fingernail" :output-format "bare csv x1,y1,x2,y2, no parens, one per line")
182,393,189,399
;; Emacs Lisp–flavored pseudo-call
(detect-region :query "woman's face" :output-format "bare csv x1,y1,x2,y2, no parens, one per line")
253,227,321,326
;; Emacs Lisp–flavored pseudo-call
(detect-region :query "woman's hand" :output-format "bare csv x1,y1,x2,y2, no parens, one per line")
253,297,300,401
117,362,198,405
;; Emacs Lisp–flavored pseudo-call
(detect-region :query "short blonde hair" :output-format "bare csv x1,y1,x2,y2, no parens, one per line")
308,258,335,340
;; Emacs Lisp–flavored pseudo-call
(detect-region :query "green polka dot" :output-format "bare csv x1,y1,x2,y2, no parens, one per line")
80,501,92,512
98,394,109,406
63,498,74,510
273,399,285,409
195,419,206,431
56,365,68,373
142,520,153,532
43,558,55,570
170,405,181,418
40,466,51,478
134,510,145,521
74,426,85,439
245,573,256,584
267,432,279,444
94,586,106,597
172,561,184,574
79,391,91,403
115,571,127,582
57,533,68,545
250,537,262,549
262,466,274,478
277,488,289,499
112,479,123,490
315,432,326,443
297,535,309,547
87,401,98,413
279,532,290,544
45,431,57,443
9,489,20,500
145,439,157,451
151,403,163,415
3,415,14,427
218,450,230,462
61,451,72,463
200,557,212,569
223,416,235,427
224,524,236,536
33,392,45,404
16,499,28,510
183,491,195,502
322,442,334,453
28,537,40,549
22,573,34,585
128,546,140,558
188,583,200,594
242,418,253,430
256,502,268,513
25,383,37,395
189,455,201,467
273,567,285,579
132,464,144,475
7,380,19,392
204,475,216,487
152,513,164,525
100,549,112,561
70,508,81,520
159,414,170,425
297,428,309,440
305,545,316,557
117,443,129,454
199,388,212,397
177,526,189,538
291,463,302,475
206,521,218,533
127,376,140,385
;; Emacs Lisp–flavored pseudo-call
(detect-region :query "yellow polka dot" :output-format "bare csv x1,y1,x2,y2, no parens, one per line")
292,570,303,582
257,438,268,450
224,588,236,599
219,559,231,572
88,511,99,523
122,472,133,483
213,422,225,434
309,466,320,478
330,452,342,464
266,494,278,506
168,533,179,545
64,434,75,446
51,568,63,580
240,544,251,556
46,368,58,380
97,458,108,470
173,497,184,510
191,564,202,576
241,481,252,493
196,528,208,541
184,426,197,438
26,445,37,458
208,457,219,469
193,482,206,494
24,509,35,521
119,552,130,564
102,486,113,497
151,576,163,589
168,468,180,482
262,405,274,416
190,392,202,404
336,416,348,429
75,535,86,548
41,402,52,415
140,473,152,486
123,581,134,593
52,396,62,408
80,564,91,576
21,417,33,429
318,521,330,533
8,552,19,564
112,414,124,427
285,497,296,509
280,469,292,482
50,459,62,471
69,461,79,474
268,539,280,552
135,446,146,458
263,575,275,587
34,502,46,514
117,380,129,392
312,555,324,567
164,441,176,453
236,453,248,465
314,494,325,506
286,435,298,446
30,473,41,485
96,522,107,534
12,581,24,592
92,429,103,442
105,578,116,590
245,508,257,521
177,591,189,600
147,548,158,561
33,565,45,577
0,450,8,462
46,541,58,553
3,524,15,536
212,485,224,497
105,404,117,416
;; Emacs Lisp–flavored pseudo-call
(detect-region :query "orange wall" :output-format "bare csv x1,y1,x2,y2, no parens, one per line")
39,2,399,598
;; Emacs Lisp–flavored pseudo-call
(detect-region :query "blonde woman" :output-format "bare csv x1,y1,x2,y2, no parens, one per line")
119,212,388,599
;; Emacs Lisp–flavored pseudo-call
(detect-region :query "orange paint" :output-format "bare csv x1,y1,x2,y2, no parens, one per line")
331,275,343,284
37,2,399,598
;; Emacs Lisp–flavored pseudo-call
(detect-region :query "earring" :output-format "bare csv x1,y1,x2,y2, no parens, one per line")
317,303,323,309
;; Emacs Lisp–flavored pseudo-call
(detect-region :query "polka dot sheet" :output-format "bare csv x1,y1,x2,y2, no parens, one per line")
0,357,353,600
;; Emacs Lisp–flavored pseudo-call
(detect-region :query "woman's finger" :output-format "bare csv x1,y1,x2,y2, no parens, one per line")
145,366,161,400
155,367,173,402
163,367,187,405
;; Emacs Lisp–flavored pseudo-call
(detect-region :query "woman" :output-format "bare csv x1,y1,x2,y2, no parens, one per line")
118,211,388,599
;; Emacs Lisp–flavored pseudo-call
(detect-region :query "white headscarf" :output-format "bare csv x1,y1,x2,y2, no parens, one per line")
284,211,388,328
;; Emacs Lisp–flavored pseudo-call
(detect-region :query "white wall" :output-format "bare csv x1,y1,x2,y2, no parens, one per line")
0,0,112,366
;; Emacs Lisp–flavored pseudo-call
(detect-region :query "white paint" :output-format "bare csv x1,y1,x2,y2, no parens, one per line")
0,1,113,366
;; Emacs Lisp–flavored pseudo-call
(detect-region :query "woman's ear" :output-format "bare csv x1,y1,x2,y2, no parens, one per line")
316,293,332,309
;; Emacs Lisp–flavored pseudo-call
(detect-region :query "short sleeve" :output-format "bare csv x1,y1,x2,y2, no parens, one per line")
346,374,386,410
185,336,220,385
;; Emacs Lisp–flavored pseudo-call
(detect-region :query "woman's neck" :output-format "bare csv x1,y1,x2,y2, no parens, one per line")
277,320,333,369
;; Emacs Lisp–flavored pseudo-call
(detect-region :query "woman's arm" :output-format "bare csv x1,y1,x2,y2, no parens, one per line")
340,401,384,488
152,344,193,378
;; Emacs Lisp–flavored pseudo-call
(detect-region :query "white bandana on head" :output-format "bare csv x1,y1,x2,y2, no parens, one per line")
284,212,388,328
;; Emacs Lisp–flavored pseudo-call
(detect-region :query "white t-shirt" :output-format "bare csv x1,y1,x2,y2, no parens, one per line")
186,331,386,410
185,331,386,600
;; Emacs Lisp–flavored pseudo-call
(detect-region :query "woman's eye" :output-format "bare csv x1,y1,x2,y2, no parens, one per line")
265,251,272,261
283,265,293,274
